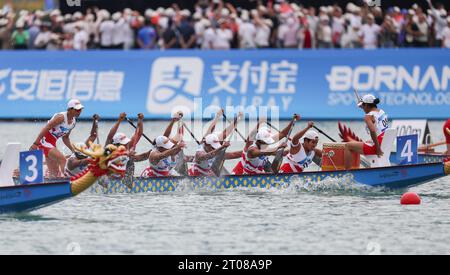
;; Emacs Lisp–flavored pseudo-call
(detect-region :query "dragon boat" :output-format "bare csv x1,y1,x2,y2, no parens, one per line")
89,160,450,194
0,143,129,214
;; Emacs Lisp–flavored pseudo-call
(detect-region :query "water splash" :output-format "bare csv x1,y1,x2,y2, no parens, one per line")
169,173,399,197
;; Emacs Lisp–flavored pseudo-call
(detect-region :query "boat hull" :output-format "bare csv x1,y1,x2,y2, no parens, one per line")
91,163,447,194
0,182,72,214
389,153,448,165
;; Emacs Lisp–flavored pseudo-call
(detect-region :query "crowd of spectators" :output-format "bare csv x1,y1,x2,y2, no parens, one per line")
0,0,450,50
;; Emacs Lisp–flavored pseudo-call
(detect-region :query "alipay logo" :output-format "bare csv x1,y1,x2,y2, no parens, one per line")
147,57,204,115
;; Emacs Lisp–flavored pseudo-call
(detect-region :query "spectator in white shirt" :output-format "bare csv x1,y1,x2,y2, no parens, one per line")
427,0,448,47
99,11,115,49
73,23,88,50
112,12,126,49
332,7,345,48
238,13,256,49
442,17,450,48
213,19,233,49
34,22,52,49
254,16,271,48
202,21,215,49
281,17,300,48
359,14,381,49
317,15,332,48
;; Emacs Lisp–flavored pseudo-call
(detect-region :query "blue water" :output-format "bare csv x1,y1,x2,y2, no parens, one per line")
0,121,449,255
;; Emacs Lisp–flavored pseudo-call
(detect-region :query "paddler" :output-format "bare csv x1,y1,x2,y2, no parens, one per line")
279,121,323,173
141,111,187,177
344,94,389,170
105,112,148,186
29,99,84,178
188,113,243,177
64,114,100,177
237,115,300,175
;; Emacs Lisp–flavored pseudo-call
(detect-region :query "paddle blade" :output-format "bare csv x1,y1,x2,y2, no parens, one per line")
211,148,226,177
271,148,284,174
175,151,188,176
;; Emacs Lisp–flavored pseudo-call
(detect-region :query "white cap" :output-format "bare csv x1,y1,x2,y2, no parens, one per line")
112,12,122,21
73,11,83,20
256,129,275,145
155,136,175,150
0,18,9,27
205,134,222,149
304,130,319,140
320,15,330,21
112,133,131,145
221,8,230,17
145,9,155,18
15,20,24,28
181,9,191,17
50,9,61,17
193,12,202,20
67,99,84,110
440,9,448,17
264,19,273,27
358,94,378,106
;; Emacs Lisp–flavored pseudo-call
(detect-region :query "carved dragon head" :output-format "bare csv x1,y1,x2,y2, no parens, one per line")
73,142,129,178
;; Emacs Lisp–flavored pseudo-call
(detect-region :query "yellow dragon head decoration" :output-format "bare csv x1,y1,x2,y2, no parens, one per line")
72,142,129,178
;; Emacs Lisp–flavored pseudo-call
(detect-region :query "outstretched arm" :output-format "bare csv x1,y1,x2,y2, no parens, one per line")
247,143,287,159
219,112,243,141
195,142,230,162
105,112,126,145
149,143,184,165
86,114,100,145
292,121,314,145
129,113,144,150
205,109,224,137
274,114,300,141
225,150,243,160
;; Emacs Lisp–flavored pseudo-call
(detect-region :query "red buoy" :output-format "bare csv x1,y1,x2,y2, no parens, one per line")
401,192,421,205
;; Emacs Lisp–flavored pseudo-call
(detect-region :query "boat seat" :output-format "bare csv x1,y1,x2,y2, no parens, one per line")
0,143,21,187
365,129,396,168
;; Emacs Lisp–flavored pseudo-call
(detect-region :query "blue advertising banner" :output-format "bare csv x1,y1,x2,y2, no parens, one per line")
0,49,448,120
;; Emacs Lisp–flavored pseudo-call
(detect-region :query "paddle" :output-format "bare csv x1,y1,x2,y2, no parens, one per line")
126,117,155,146
354,88,362,105
174,121,188,176
93,114,100,144
222,112,246,141
313,126,336,142
271,117,297,174
211,115,238,177
419,141,446,150
183,122,201,145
